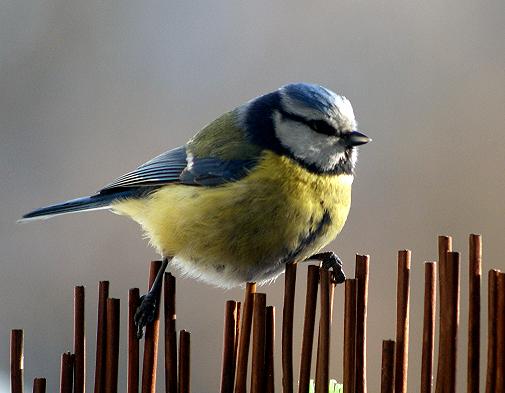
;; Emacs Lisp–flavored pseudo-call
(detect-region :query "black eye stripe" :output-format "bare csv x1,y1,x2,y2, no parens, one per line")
279,110,339,137
308,120,337,136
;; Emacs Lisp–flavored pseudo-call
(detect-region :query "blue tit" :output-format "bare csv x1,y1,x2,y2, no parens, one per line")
21,83,370,337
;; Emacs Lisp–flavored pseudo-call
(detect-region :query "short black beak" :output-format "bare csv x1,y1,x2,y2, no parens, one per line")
344,131,371,147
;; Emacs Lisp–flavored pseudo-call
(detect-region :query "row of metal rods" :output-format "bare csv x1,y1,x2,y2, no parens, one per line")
378,234,505,393
9,260,190,393
223,263,340,393
227,283,277,393
227,233,500,393
9,233,505,393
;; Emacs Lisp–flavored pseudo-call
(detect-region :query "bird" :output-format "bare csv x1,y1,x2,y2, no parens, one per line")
21,83,370,338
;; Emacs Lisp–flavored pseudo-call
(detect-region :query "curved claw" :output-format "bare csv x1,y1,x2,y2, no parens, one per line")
322,254,346,284
134,294,157,339
330,268,346,284
307,251,346,285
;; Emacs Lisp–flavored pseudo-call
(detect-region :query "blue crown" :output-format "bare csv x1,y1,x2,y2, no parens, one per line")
281,83,337,114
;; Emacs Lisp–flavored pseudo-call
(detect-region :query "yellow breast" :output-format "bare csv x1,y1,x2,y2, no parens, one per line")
113,151,353,286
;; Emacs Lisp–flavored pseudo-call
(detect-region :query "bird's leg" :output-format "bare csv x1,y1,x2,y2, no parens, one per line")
134,257,171,339
305,251,346,284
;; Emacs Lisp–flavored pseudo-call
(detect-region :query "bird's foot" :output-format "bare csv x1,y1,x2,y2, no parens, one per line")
134,257,171,339
307,251,346,284
134,293,157,339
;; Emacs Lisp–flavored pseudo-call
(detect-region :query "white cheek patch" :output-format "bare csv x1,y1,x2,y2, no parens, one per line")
273,111,347,171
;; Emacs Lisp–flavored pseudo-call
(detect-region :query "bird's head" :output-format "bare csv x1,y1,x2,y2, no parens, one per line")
242,83,370,175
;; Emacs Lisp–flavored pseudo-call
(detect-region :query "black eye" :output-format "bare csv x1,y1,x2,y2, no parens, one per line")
309,120,338,137
280,110,340,137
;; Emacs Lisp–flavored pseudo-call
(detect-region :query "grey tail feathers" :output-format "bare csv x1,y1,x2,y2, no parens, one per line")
19,189,137,222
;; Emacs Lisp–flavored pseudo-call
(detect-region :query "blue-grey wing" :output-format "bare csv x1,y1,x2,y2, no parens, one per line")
179,156,257,186
99,146,257,192
100,146,188,190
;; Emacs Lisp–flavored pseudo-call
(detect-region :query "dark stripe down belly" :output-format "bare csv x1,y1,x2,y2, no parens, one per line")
281,210,331,264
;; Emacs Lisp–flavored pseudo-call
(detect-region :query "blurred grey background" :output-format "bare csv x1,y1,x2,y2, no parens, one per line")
1,0,504,391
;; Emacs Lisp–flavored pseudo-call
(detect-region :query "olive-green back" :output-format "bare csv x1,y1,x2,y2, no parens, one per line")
187,110,262,160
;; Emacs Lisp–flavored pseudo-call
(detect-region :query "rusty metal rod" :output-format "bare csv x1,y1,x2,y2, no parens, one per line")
485,270,499,393
94,281,109,393
251,293,267,393
234,282,256,393
435,236,452,393
141,261,163,393
468,234,482,393
355,255,370,393
11,329,23,393
343,279,357,393
128,288,140,393
164,272,177,393
282,263,297,393
444,251,461,393
496,272,505,392
420,262,436,393
178,330,191,393
394,250,411,393
298,265,320,393
32,378,46,393
265,306,275,393
315,269,331,393
74,285,85,393
60,352,74,393
104,298,120,393
220,301,239,393
381,340,395,393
